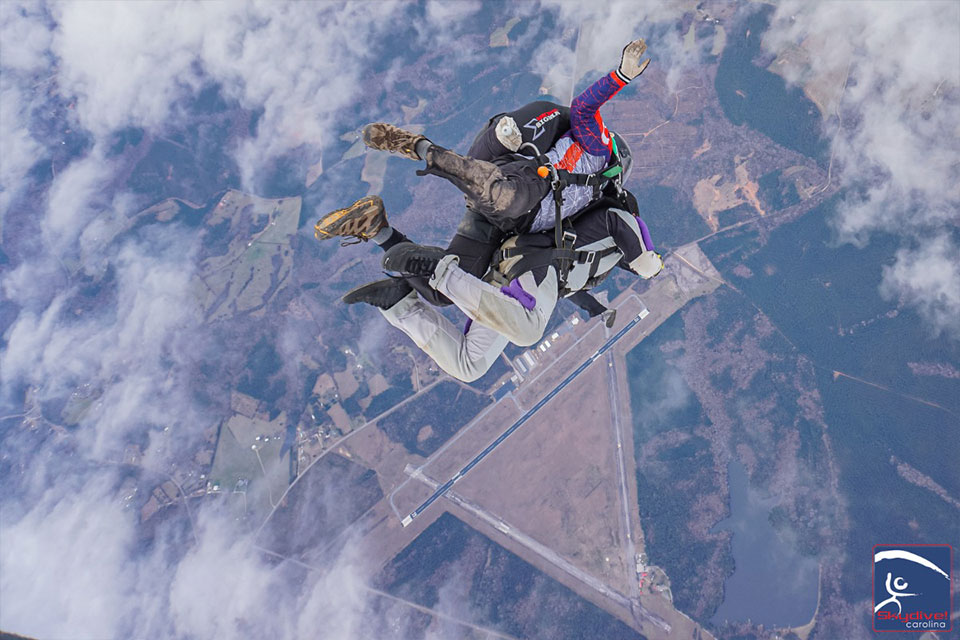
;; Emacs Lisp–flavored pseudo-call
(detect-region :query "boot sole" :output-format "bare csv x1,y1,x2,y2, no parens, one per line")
362,124,423,160
315,195,385,240
342,278,412,308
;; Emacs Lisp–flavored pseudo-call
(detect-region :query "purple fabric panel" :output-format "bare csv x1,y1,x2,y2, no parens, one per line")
634,215,654,252
463,318,473,335
500,278,537,310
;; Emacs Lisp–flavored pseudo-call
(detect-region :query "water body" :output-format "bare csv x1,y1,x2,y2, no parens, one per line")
712,461,819,627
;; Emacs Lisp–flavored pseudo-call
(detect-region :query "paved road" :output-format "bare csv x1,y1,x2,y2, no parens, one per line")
255,376,448,540
607,345,640,600
255,545,522,640
407,466,672,634
408,469,634,608
402,311,648,527
400,305,677,634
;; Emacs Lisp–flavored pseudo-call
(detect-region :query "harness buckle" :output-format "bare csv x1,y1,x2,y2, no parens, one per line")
542,164,561,191
584,250,597,265
562,230,577,248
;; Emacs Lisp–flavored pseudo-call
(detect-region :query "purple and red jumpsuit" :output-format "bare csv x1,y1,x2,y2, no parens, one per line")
528,70,628,231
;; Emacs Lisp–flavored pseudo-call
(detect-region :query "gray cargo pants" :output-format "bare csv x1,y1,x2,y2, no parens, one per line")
381,260,558,382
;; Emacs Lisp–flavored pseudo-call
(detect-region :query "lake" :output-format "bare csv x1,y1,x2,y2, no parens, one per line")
711,461,819,627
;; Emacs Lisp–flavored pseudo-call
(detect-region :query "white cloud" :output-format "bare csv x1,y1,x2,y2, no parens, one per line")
167,510,297,639
0,474,143,639
647,364,693,421
0,466,379,640
41,1,410,189
425,0,482,25
51,1,208,136
0,78,41,220
0,3,723,638
530,36,578,99
0,4,439,637
42,145,116,252
535,0,699,95
763,1,960,334
0,1,52,73
0,286,68,388
3,5,957,639
292,542,371,640
881,234,960,338
1,228,210,459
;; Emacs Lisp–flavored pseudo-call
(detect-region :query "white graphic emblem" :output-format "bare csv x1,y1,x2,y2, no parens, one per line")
874,549,951,614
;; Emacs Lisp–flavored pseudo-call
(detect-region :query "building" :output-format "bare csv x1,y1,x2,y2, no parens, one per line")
492,380,515,401
522,352,536,370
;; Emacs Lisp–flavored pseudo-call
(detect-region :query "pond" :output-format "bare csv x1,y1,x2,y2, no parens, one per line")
711,461,820,627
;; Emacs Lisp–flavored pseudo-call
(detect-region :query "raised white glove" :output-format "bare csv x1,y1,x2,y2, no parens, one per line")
616,39,650,82
629,251,663,279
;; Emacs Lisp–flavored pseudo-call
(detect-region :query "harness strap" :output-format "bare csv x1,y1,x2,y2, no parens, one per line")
497,245,620,282
521,142,626,286
567,290,608,317
541,164,573,286
497,244,619,265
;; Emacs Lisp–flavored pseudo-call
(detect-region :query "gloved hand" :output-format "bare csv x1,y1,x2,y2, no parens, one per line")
617,39,650,82
629,250,663,279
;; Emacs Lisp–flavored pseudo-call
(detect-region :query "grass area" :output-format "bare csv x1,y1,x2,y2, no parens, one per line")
197,191,301,320
208,423,257,492
208,412,292,517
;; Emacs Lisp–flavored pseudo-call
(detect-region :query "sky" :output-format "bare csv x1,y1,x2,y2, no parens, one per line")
1,2,957,639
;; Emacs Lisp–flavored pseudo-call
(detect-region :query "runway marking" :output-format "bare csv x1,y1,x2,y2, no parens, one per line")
402,312,646,527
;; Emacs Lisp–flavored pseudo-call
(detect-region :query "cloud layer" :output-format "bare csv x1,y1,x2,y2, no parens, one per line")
533,0,700,98
0,2,417,638
763,0,960,335
2,1,957,638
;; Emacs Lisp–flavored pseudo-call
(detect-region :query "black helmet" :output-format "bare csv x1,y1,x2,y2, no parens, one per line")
611,132,632,181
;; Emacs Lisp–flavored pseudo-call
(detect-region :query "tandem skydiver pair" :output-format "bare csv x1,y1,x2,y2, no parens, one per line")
314,38,664,383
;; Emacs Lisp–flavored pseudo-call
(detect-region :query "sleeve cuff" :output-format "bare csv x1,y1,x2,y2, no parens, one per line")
612,69,630,86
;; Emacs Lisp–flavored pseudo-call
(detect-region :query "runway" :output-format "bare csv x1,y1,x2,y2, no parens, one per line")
402,310,647,527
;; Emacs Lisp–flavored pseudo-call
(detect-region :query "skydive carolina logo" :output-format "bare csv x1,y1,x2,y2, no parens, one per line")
873,544,952,632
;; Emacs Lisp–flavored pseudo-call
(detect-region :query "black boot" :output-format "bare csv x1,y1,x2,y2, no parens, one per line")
381,242,449,278
342,278,413,309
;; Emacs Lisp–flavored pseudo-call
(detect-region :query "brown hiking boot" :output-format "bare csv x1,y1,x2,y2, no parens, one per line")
314,195,388,244
361,123,427,160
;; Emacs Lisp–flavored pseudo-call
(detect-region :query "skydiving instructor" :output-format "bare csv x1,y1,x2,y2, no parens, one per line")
314,38,664,382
